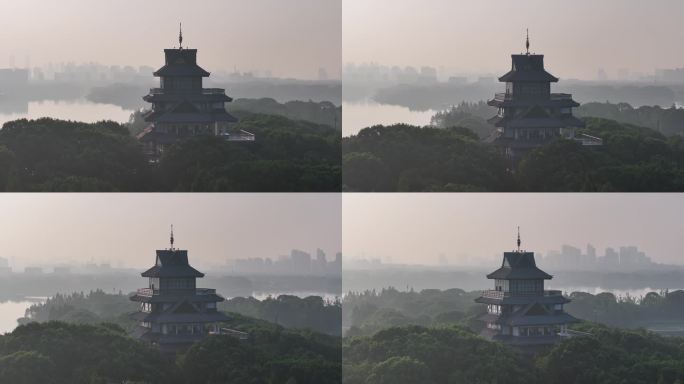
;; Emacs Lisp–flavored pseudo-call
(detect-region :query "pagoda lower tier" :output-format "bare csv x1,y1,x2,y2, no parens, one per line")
475,289,578,346
130,287,231,350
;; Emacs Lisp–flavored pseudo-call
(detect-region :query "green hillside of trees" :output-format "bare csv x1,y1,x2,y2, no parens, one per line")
343,117,684,191
0,114,340,192
343,324,684,384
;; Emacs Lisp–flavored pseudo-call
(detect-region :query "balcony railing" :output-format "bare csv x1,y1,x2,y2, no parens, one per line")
147,88,225,95
493,92,512,102
202,88,225,95
136,288,216,296
480,289,564,299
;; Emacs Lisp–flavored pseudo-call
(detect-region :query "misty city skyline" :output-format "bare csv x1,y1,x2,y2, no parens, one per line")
343,0,684,81
343,194,684,267
0,194,341,270
1,0,341,80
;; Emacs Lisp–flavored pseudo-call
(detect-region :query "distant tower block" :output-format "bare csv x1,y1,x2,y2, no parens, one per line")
138,25,254,161
475,229,579,348
130,228,231,352
486,30,599,162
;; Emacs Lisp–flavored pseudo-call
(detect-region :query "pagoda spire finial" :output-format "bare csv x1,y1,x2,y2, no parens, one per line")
517,226,521,252
170,225,175,250
525,28,530,55
179,22,183,49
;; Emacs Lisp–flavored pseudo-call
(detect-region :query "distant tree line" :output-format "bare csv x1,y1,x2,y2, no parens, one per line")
19,290,341,337
344,287,684,338
0,113,340,192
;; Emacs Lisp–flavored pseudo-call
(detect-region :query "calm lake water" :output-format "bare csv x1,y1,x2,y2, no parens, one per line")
343,101,437,137
0,298,45,334
0,99,133,127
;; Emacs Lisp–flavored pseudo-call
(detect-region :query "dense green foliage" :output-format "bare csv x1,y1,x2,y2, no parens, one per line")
344,287,684,339
430,101,496,138
343,288,481,337
159,112,340,191
181,324,341,384
344,323,684,384
575,102,684,136
343,117,684,191
18,290,137,330
342,124,513,191
0,118,150,191
0,322,173,384
220,295,342,336
227,98,341,129
0,113,340,191
566,290,684,331
343,325,536,384
0,319,341,383
538,323,684,384
19,290,341,337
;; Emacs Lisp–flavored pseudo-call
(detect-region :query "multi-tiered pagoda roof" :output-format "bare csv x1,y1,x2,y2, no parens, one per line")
475,229,579,347
130,227,230,350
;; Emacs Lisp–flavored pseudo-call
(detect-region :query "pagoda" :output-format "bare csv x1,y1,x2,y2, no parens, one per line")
475,228,578,347
138,24,254,160
487,30,597,161
130,227,231,350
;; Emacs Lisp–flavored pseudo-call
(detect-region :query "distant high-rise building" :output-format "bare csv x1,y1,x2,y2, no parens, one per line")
475,230,579,347
138,25,254,161
487,30,599,161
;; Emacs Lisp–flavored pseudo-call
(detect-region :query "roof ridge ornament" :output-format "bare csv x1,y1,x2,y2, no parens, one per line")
517,226,521,252
179,22,183,50
525,29,530,55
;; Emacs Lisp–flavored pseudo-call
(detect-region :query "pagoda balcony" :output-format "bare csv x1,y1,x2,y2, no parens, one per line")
493,92,513,102
479,289,564,299
136,288,217,297
202,88,226,95
147,88,224,95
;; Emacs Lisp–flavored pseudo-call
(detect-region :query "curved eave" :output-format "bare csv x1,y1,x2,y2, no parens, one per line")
153,65,210,77
489,99,580,108
143,94,232,103
498,71,559,83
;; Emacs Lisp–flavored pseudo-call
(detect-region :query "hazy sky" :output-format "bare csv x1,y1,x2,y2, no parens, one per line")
344,0,684,79
0,0,341,79
0,194,340,269
344,194,684,267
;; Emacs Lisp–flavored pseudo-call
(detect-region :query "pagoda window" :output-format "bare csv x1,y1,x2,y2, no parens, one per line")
494,279,509,292
149,278,159,291
206,302,217,310
212,102,224,109
487,304,501,314
560,107,571,114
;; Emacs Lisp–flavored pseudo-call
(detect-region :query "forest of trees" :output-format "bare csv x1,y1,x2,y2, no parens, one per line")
0,320,341,384
343,287,684,338
2,291,342,383
220,295,342,336
0,112,340,191
343,323,684,384
18,290,342,337
343,117,684,191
